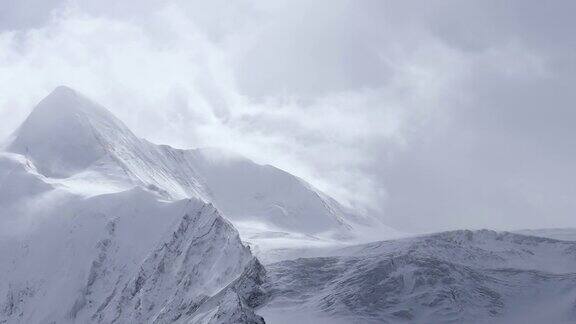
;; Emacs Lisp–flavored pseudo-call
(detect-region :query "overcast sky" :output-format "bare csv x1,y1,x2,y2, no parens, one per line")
1,0,575,233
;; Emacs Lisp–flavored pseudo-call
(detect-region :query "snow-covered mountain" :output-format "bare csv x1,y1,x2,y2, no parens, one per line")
5,86,391,238
3,86,576,324
0,150,267,323
0,86,391,323
261,230,576,323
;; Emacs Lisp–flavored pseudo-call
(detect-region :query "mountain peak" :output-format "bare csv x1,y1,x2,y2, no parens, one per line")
51,84,78,96
43,85,85,109
8,86,136,177
32,86,112,120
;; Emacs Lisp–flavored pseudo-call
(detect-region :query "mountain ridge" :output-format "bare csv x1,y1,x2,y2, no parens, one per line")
260,229,576,323
4,86,394,237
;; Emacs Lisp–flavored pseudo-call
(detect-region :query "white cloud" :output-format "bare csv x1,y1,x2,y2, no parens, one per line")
1,0,575,232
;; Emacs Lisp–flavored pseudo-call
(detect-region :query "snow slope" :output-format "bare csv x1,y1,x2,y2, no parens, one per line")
0,166,266,323
8,86,208,200
0,86,394,323
260,230,576,323
6,86,574,324
0,87,271,323
5,86,393,238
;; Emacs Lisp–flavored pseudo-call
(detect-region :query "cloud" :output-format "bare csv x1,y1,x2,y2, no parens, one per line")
0,1,439,209
1,0,575,232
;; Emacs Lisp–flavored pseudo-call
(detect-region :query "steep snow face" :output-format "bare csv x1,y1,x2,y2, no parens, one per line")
8,86,120,177
261,230,576,324
1,115,268,323
0,85,395,323
0,182,266,323
8,86,208,200
0,153,52,206
186,148,366,235
5,86,395,237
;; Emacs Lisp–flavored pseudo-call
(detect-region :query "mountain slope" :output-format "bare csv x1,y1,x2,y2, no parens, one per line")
260,230,576,323
0,87,272,323
0,183,266,323
3,86,576,324
186,147,362,235
8,86,208,200
0,86,394,323
5,86,393,237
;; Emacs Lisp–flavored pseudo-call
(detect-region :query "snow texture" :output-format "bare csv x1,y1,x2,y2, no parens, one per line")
0,183,266,323
6,86,393,238
2,87,575,324
0,87,270,323
261,230,576,323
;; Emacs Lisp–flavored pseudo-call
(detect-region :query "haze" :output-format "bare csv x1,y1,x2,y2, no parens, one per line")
1,0,575,233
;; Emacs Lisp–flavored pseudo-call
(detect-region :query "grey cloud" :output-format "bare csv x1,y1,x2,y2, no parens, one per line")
0,0,63,30
371,0,576,231
0,0,575,233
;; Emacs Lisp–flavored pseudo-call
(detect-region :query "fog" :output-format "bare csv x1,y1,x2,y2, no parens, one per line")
1,0,575,232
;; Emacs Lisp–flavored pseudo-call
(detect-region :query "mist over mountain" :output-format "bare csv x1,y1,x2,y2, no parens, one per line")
6,87,393,235
3,1,576,234
2,1,576,322
1,88,575,323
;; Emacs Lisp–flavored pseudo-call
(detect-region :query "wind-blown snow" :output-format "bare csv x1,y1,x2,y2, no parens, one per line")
5,86,394,238
0,87,272,323
9,86,208,200
0,86,394,323
0,180,266,323
2,86,574,324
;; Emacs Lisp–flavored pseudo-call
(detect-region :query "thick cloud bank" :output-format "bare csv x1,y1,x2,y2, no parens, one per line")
1,0,575,232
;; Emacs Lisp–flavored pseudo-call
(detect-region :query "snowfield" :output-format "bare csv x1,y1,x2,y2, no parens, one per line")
1,87,575,323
